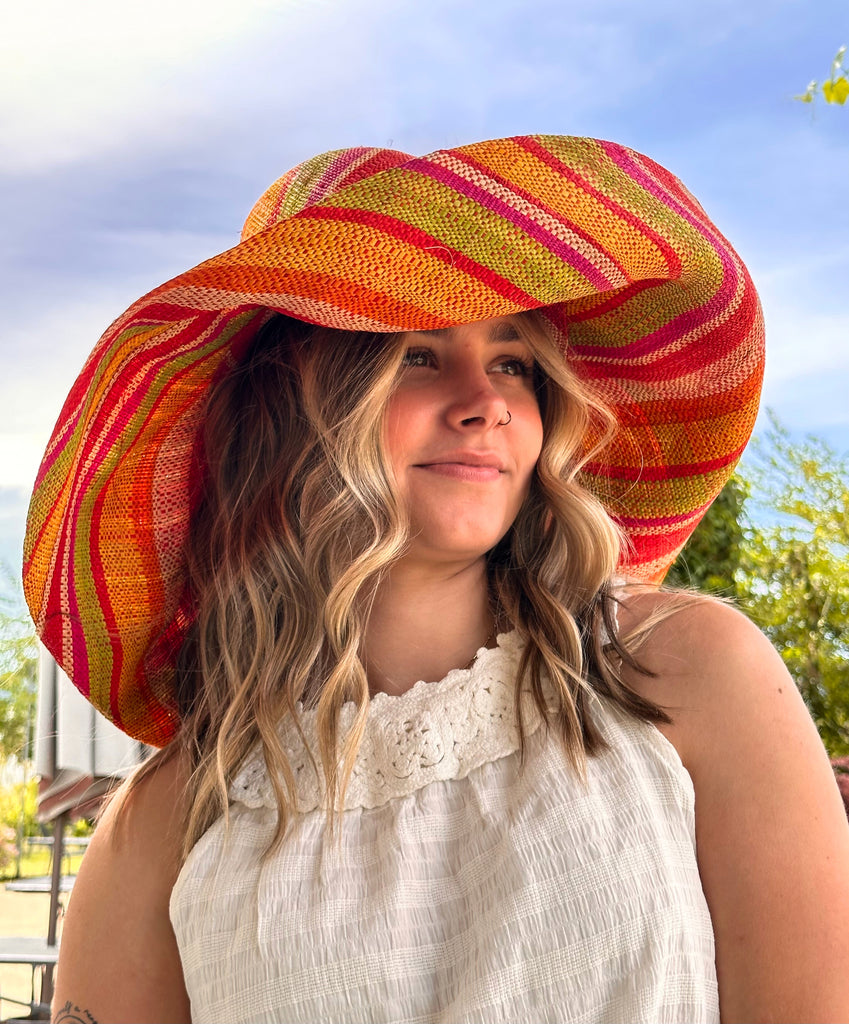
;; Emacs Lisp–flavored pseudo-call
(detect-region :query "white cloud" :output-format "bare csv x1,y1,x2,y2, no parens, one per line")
0,0,691,175
755,247,849,382
762,304,849,388
0,0,330,171
0,436,50,497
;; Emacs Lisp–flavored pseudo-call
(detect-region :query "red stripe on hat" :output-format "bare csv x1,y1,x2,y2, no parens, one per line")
448,149,632,282
515,136,683,279
585,443,747,482
577,286,761,383
295,205,543,308
405,157,620,292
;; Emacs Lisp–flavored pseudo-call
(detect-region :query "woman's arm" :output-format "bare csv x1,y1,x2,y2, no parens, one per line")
623,594,849,1024
52,752,192,1024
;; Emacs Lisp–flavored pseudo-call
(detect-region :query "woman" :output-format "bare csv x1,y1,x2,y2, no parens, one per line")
25,137,849,1023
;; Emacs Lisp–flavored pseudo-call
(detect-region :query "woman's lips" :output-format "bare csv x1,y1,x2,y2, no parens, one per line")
415,462,502,482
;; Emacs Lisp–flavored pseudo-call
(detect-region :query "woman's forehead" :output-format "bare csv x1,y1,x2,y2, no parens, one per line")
404,316,526,342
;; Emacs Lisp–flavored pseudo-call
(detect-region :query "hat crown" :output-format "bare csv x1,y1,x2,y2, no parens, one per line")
241,146,412,241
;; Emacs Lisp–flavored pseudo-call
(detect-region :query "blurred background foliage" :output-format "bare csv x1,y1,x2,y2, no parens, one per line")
670,412,849,756
797,45,848,106
0,566,38,763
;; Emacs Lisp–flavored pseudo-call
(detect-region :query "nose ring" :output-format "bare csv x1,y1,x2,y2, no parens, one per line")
498,410,512,426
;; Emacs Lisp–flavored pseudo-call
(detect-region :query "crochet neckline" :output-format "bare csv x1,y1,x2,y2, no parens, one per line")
362,628,517,709
229,630,542,814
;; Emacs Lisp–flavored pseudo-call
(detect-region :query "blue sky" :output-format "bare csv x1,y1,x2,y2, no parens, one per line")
1,0,847,571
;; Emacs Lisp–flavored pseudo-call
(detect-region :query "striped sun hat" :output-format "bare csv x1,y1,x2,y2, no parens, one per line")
23,135,765,745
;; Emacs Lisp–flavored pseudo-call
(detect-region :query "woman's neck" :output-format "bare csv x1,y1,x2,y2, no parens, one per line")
363,557,496,697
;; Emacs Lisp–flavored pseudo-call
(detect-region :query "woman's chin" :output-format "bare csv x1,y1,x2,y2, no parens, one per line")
400,526,510,568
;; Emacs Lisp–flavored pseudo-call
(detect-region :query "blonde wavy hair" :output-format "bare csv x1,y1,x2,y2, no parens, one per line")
122,310,666,861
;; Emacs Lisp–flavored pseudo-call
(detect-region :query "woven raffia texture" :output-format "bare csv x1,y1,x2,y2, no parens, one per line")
23,135,764,745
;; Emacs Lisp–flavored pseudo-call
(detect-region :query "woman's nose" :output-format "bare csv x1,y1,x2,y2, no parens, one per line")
444,367,508,430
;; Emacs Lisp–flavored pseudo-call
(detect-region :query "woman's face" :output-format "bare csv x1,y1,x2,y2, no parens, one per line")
385,316,544,567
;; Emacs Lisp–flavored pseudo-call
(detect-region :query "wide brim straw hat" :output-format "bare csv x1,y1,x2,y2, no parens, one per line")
23,135,764,746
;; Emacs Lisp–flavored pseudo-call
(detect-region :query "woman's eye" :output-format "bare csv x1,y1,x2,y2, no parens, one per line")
401,348,434,368
496,358,534,378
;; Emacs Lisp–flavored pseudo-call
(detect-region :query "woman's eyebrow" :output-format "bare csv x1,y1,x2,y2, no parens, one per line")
488,323,522,342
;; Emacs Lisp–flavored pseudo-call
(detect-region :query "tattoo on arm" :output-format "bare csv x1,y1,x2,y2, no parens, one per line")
53,1000,98,1024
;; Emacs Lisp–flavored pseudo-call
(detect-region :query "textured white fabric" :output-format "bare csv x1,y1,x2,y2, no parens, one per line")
171,632,719,1023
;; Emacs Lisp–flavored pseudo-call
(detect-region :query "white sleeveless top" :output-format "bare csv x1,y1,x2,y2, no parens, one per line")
170,631,718,1023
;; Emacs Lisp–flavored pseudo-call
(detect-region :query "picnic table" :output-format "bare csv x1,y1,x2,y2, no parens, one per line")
5,875,75,894
0,935,57,1020
23,836,90,878
0,828,77,1015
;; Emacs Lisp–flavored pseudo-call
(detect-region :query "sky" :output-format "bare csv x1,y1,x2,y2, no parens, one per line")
1,0,847,573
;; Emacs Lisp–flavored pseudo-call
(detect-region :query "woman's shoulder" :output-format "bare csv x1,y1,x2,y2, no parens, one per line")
614,585,825,774
615,585,849,1021
615,589,784,745
107,747,189,829
73,748,190,898
52,749,192,1022
615,583,764,667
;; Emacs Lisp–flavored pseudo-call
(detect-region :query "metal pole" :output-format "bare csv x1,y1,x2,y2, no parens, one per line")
41,810,66,1007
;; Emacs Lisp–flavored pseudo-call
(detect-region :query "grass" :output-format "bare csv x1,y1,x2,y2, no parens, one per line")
1,847,86,883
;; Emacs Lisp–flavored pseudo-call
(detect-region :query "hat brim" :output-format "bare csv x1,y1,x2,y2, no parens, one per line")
23,135,764,745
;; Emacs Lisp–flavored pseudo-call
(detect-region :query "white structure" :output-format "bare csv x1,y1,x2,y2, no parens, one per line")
35,644,149,821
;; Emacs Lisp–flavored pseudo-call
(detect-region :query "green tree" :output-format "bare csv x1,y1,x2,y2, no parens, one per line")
0,778,38,838
736,415,849,756
666,474,748,596
797,46,848,106
0,565,38,761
